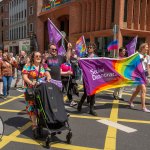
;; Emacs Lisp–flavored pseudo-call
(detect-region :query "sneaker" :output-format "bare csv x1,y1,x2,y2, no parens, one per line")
3,96,7,100
77,103,82,112
129,102,134,108
17,88,24,92
142,108,150,113
89,110,97,116
70,101,77,107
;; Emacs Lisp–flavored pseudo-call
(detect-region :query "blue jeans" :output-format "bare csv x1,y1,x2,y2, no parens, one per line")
2,76,13,96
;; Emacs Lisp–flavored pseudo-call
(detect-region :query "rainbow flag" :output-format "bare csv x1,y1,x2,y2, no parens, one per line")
45,4,50,10
55,0,61,6
107,40,118,51
76,35,87,57
79,53,146,95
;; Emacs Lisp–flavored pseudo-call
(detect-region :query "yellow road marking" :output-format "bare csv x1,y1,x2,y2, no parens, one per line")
118,118,150,124
104,100,119,150
0,122,31,149
2,136,101,150
0,94,24,106
71,114,108,120
0,109,25,113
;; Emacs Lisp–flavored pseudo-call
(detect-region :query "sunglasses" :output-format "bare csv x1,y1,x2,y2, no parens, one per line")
35,55,41,58
51,48,57,51
88,47,93,49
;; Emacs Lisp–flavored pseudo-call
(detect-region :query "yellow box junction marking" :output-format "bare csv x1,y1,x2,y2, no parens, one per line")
104,100,119,150
2,135,101,150
0,94,24,106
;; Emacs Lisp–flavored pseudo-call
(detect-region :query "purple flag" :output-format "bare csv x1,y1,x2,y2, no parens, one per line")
126,36,138,56
47,18,63,44
78,53,146,95
58,45,66,56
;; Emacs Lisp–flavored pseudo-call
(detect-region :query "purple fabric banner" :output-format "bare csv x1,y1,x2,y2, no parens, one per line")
58,45,66,56
126,36,138,56
79,53,146,95
47,19,63,44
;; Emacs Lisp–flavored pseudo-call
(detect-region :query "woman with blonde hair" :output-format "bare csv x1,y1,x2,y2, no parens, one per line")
129,43,150,112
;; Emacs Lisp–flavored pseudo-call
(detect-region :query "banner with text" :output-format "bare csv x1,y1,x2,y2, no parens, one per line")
79,53,146,95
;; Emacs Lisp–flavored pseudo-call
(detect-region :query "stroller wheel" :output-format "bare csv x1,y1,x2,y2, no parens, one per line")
38,127,43,138
66,131,72,144
45,136,50,149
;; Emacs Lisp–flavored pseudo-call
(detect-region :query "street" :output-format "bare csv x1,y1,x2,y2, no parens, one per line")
0,82,150,150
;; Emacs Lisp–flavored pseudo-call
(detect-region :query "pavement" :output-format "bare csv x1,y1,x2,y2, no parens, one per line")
0,79,150,150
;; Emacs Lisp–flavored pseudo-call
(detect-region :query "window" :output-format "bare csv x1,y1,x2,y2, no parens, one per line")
29,6,33,15
1,18,3,27
124,0,128,22
111,0,115,22
29,23,33,32
24,25,26,38
1,6,3,13
25,9,26,18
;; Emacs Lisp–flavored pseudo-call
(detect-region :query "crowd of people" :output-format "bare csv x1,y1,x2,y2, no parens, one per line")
0,42,150,132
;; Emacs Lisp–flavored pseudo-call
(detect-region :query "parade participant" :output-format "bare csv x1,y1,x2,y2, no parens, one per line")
45,43,72,85
77,43,98,116
113,47,126,100
0,49,3,96
22,51,51,134
60,49,79,106
14,51,29,88
0,52,18,99
129,43,150,112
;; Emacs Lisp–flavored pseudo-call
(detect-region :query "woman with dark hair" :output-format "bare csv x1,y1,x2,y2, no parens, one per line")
22,51,51,134
77,43,98,116
0,52,17,99
113,47,126,100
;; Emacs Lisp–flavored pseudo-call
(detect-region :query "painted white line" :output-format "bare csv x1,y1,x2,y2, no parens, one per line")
97,120,137,133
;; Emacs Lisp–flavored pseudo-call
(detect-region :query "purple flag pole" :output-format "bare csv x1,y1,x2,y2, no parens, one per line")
126,36,138,56
47,18,63,44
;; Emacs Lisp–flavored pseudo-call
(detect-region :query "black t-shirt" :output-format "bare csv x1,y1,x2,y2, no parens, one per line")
46,55,66,80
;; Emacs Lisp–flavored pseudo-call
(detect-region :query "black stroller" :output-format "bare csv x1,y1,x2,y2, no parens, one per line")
34,82,72,148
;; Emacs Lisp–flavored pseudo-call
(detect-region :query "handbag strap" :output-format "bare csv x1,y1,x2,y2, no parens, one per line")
36,64,41,82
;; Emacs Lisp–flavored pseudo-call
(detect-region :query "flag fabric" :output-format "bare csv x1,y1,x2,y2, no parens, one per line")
107,40,118,51
55,0,61,6
47,18,63,44
45,4,51,10
126,36,138,56
76,35,87,57
78,53,146,95
58,45,66,56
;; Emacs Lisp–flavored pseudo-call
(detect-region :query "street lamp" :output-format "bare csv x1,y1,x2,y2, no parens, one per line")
113,24,119,57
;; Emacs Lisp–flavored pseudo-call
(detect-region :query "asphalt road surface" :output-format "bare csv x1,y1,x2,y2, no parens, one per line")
0,83,150,150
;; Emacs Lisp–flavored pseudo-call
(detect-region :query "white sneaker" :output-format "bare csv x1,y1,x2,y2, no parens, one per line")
129,102,134,108
70,101,77,107
142,108,150,113
17,88,24,92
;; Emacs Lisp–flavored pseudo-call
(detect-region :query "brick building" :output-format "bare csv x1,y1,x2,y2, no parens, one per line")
0,0,9,51
36,0,150,56
0,0,39,54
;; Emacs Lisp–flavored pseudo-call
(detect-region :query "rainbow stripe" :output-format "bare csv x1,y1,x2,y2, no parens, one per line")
107,40,118,51
55,0,61,6
76,36,87,57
